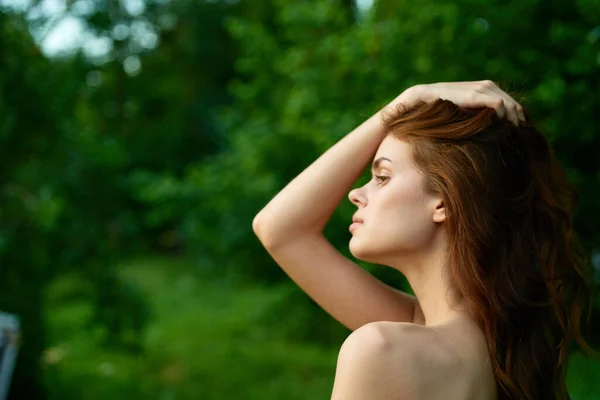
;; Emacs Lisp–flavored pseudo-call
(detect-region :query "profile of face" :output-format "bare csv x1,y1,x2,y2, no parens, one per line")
347,135,447,267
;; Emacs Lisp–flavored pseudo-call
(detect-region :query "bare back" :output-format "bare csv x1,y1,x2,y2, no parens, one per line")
422,317,497,400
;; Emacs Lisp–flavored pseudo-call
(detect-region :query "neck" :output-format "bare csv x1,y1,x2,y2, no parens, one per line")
391,244,468,326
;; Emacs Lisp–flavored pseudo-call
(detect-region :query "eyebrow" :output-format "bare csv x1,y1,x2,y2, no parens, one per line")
371,157,392,171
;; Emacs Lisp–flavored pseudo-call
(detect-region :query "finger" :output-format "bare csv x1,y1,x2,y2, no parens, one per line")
504,101,520,126
461,93,507,119
493,91,524,123
488,87,520,126
516,102,526,122
492,98,507,120
485,83,526,122
475,81,516,115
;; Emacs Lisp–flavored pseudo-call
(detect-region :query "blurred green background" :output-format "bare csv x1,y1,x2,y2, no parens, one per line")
0,0,599,398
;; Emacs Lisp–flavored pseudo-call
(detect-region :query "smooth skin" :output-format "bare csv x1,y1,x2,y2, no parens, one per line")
253,81,524,399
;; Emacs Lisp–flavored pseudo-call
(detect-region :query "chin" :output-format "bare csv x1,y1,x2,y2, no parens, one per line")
349,237,382,263
350,236,410,267
349,237,365,258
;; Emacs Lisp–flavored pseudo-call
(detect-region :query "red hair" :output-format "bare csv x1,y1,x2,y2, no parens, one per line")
382,98,598,399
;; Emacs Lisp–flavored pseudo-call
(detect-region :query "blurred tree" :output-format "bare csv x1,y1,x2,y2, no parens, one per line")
0,14,56,397
151,0,600,345
1,0,599,398
0,0,246,397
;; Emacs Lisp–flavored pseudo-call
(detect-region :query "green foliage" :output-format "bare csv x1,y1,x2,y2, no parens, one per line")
155,0,600,281
1,0,599,398
44,257,338,400
141,0,600,346
42,256,600,399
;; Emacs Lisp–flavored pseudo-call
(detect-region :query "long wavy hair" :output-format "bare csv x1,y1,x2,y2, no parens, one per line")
381,97,598,399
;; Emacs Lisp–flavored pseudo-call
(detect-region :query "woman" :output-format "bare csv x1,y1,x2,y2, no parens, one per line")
252,81,596,399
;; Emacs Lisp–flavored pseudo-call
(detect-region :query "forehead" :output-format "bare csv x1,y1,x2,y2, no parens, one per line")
373,136,413,166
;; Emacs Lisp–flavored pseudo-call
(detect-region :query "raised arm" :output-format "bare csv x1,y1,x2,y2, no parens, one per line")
252,81,525,331
252,89,422,331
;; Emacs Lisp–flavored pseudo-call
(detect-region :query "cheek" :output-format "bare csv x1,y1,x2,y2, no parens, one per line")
369,186,433,245
379,184,426,220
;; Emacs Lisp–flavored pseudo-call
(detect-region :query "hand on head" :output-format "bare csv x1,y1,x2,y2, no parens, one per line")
388,80,526,127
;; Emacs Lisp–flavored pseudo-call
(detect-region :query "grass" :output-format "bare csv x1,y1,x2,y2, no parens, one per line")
42,255,600,399
44,255,338,400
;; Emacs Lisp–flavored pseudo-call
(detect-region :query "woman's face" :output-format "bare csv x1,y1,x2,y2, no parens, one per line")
348,135,445,265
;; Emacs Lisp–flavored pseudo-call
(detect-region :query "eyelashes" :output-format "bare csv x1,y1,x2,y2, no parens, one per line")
374,175,390,185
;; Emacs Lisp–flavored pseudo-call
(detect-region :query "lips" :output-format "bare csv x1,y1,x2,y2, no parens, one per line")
350,216,363,233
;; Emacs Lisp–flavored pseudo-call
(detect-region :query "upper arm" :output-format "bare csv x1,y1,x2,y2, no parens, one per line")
330,322,423,400
253,232,418,331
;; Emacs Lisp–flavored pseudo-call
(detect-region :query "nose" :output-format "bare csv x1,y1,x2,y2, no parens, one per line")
348,187,366,207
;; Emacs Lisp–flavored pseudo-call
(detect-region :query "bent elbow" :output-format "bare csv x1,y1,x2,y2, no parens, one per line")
252,213,278,249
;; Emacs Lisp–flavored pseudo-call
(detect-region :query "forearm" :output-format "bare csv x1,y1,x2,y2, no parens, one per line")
253,108,392,244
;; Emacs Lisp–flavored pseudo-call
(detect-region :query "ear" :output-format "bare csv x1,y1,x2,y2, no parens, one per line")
432,198,446,223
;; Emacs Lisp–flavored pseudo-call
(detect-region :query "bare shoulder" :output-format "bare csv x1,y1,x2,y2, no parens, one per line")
330,321,450,400
330,320,495,400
